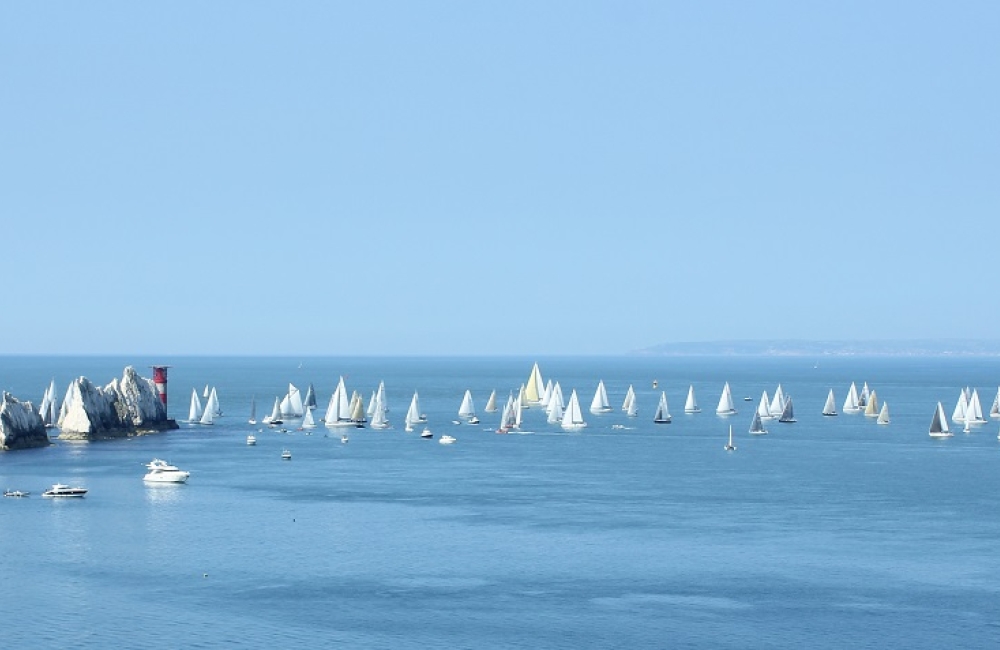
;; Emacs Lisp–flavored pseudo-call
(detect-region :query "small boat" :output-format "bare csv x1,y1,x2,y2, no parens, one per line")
843,382,861,414
743,396,753,402
248,396,257,425
458,389,477,421
341,434,349,444
864,390,879,418
749,410,768,435
281,449,292,460
725,424,736,451
420,427,434,439
524,362,545,406
757,391,774,420
439,434,456,445
469,416,480,425
4,490,30,498
42,484,88,497
246,434,257,446
561,390,588,431
143,459,191,483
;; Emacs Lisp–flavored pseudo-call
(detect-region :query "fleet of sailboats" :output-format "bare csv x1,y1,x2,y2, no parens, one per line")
170,365,995,450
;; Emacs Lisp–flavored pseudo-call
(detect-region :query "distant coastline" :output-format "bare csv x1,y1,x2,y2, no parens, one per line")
633,340,1000,357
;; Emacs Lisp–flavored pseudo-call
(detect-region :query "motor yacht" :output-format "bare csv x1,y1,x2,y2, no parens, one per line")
438,435,456,445
143,459,191,483
42,484,88,497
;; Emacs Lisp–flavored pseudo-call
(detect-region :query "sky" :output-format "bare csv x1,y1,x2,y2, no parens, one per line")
1,1,997,356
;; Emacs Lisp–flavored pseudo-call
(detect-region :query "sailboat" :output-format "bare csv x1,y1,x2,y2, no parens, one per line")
404,391,424,432
267,396,283,426
279,383,305,418
769,385,785,418
757,391,773,420
715,382,736,416
524,363,545,407
248,396,257,425
864,390,879,418
653,392,671,424
350,394,366,427
749,409,767,435
877,402,890,425
684,386,700,413
590,380,612,414
484,389,498,413
843,382,861,413
625,389,638,418
858,382,871,409
966,389,986,424
561,390,587,430
546,392,564,424
303,383,317,411
777,396,796,423
725,424,736,451
622,385,635,413
369,389,390,429
822,389,838,416
199,397,215,425
301,407,317,430
188,389,204,424
205,387,222,417
497,392,518,433
323,377,354,427
929,401,953,438
458,390,477,421
952,388,969,424
991,388,1000,419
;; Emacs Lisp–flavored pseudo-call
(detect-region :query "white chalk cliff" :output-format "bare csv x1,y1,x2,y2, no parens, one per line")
0,392,49,450
57,366,178,439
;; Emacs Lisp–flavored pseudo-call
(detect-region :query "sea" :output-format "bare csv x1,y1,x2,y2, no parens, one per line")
2,355,999,649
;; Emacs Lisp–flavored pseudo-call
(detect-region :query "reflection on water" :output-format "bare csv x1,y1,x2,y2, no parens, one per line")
143,482,186,505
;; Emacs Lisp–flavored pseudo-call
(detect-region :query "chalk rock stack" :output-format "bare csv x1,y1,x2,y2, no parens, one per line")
57,366,178,440
0,392,50,450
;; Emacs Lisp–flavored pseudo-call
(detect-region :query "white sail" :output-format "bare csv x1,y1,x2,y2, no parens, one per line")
876,402,890,425
539,380,553,407
726,424,737,450
375,381,387,414
301,407,316,429
458,390,476,419
864,390,879,417
843,382,860,413
547,393,564,423
561,390,587,430
366,390,377,416
625,389,638,418
778,396,795,423
370,390,390,429
203,384,210,399
622,385,635,412
324,377,354,427
484,389,498,413
280,383,304,418
498,392,518,432
858,382,870,408
757,391,773,419
590,380,612,414
967,389,985,423
188,388,203,423
199,397,215,425
991,388,1000,419
716,382,736,415
749,409,767,435
822,389,837,416
952,388,969,423
653,392,671,423
546,382,565,415
248,396,257,424
929,401,952,437
524,363,545,406
204,387,222,418
405,391,422,429
684,385,700,413
513,386,524,429
769,385,785,417
269,396,283,423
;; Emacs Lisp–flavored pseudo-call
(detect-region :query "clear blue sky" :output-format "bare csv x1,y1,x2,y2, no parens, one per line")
2,2,997,355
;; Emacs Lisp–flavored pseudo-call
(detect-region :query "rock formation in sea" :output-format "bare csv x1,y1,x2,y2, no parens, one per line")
0,392,50,450
57,366,179,440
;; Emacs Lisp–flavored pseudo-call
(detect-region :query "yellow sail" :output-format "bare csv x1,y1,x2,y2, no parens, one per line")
524,362,544,404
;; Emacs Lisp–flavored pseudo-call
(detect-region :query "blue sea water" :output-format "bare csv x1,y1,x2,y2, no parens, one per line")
2,355,1000,649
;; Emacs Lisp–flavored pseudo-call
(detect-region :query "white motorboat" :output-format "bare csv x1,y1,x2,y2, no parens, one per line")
143,459,191,483
4,490,30,497
42,483,88,497
246,434,257,446
420,427,434,439
281,449,292,460
439,434,456,445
